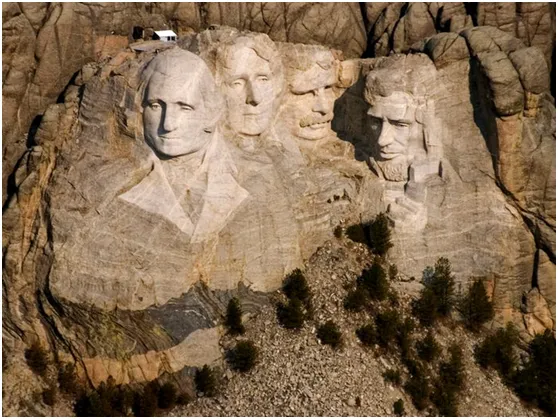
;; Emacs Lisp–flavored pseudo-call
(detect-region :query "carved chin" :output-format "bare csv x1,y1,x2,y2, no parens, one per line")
377,159,409,182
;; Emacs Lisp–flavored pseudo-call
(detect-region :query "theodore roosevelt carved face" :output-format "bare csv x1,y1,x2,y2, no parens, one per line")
141,49,222,158
281,46,338,141
216,35,284,137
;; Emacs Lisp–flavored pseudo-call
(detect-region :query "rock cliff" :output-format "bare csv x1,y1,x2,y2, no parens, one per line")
2,2,555,399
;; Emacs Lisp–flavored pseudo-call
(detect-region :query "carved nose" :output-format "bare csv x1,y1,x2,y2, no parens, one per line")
245,81,262,106
312,89,328,115
162,106,179,132
377,119,393,147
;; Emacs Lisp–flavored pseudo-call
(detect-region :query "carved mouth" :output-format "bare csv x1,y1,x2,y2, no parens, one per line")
300,118,332,129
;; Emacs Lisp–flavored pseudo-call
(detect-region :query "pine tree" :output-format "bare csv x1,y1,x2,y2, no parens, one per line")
458,278,494,331
367,213,393,256
225,297,245,335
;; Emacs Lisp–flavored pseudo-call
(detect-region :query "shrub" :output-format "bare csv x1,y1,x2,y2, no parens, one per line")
431,383,458,417
412,258,455,326
25,341,49,377
474,323,518,379
195,365,217,397
393,398,405,416
412,287,438,327
388,290,400,307
357,262,389,302
397,317,416,357
228,340,258,372
132,384,158,417
439,343,465,393
42,387,57,406
282,268,311,308
277,298,306,329
458,278,494,332
367,213,393,256
513,330,556,416
404,369,430,411
333,225,343,238
225,297,245,335
75,391,104,416
58,363,82,397
356,323,376,346
344,286,368,312
416,330,441,363
346,223,369,245
176,392,192,405
374,309,401,349
157,382,177,409
317,321,342,349
382,368,402,386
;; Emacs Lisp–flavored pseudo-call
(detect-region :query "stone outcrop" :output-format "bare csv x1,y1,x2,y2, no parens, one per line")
2,6,555,397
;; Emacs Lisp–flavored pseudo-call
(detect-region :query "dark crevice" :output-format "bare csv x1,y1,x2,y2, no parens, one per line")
464,2,478,26
26,114,43,148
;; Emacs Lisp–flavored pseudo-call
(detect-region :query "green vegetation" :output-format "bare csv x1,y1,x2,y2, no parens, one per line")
195,365,217,397
374,309,401,349
432,343,465,416
513,330,556,416
157,382,177,409
225,297,245,335
277,298,306,329
474,323,518,379
404,367,430,411
412,258,456,326
393,398,405,416
58,363,82,397
228,340,258,372
346,212,393,256
282,268,311,308
458,278,494,331
357,261,390,302
416,330,441,363
317,321,342,349
382,368,402,386
356,323,376,346
344,286,368,312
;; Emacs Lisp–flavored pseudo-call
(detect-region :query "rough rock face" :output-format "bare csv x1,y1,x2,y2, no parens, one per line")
1,2,367,205
3,30,380,387
2,12,555,395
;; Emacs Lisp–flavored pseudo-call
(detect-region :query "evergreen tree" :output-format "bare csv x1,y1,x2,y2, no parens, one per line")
458,278,494,331
225,297,245,335
367,213,393,256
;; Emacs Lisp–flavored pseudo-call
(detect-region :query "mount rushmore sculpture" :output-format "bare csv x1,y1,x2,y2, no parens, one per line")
2,27,554,386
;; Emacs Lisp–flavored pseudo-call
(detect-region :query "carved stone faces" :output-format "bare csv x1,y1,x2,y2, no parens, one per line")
216,36,283,137
366,91,421,181
282,48,338,141
141,50,222,158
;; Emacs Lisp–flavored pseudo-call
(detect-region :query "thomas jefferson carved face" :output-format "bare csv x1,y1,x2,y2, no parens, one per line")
142,50,222,158
282,49,337,141
217,37,283,137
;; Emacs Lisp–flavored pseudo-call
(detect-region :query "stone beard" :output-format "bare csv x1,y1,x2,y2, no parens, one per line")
282,49,337,141
216,37,283,138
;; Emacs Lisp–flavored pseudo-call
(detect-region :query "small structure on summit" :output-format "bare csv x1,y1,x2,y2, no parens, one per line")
153,30,178,42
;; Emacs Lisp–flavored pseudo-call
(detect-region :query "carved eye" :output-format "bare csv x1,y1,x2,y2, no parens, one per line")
148,102,162,110
256,75,269,82
390,119,410,128
180,104,194,111
231,79,245,88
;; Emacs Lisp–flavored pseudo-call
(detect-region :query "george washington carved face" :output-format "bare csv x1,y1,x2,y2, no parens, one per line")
141,49,222,158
